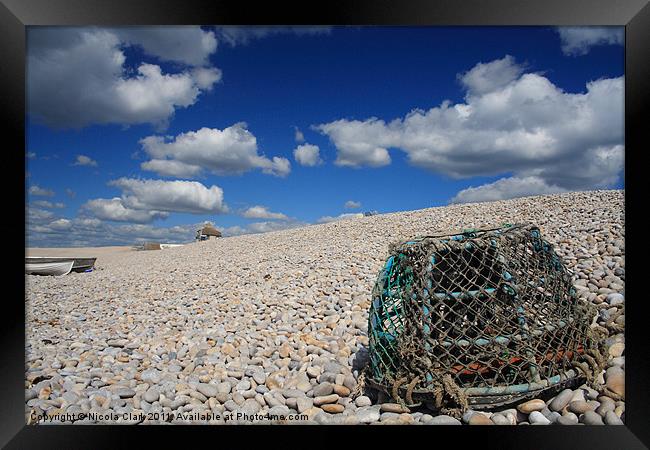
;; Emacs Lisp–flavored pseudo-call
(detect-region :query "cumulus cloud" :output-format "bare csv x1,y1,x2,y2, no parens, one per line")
27,28,221,129
114,26,218,66
48,218,73,231
450,176,567,204
28,185,55,197
241,205,288,220
108,178,228,214
317,213,364,224
556,27,624,56
27,216,202,247
26,207,55,224
293,143,323,167
317,55,624,201
215,26,332,46
344,200,361,209
139,123,291,178
32,200,65,209
82,197,169,223
294,127,305,143
73,155,98,167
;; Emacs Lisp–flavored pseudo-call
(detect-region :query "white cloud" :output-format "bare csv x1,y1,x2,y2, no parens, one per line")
27,152,36,159
27,28,221,129
344,200,361,209
140,123,291,178
114,26,218,66
109,178,228,214
316,118,394,167
49,218,73,231
293,143,323,167
27,217,201,247
215,26,332,46
317,56,624,201
241,205,288,220
73,154,98,167
32,200,65,209
457,55,525,96
317,213,364,224
450,176,567,204
65,188,76,198
28,185,55,197
27,207,55,223
294,127,305,143
82,197,169,223
556,27,624,56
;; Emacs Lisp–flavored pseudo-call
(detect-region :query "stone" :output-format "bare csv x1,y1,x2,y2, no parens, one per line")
196,383,219,398
549,389,574,412
605,371,625,398
425,415,462,425
252,372,266,385
313,394,339,406
608,343,625,358
606,293,624,306
143,387,160,403
333,385,351,397
296,397,313,413
580,411,604,425
555,416,578,425
355,396,372,407
529,411,551,425
517,399,546,414
604,410,624,425
313,382,334,397
356,406,381,423
568,400,593,415
380,403,410,414
116,388,136,399
490,414,511,425
321,403,345,414
469,413,493,425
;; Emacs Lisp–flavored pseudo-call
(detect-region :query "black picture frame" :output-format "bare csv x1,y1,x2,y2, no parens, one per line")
2,0,647,448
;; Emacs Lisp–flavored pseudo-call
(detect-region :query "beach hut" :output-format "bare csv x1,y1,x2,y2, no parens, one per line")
196,225,222,241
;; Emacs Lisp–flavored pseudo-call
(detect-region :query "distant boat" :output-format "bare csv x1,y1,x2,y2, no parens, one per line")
25,256,97,275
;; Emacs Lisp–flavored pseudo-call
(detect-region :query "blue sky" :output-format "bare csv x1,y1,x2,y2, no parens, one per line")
26,26,624,247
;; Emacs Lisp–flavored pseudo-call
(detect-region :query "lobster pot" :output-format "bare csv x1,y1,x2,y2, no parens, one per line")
367,224,601,410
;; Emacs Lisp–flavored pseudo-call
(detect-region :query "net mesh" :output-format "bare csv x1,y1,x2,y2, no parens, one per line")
366,223,604,414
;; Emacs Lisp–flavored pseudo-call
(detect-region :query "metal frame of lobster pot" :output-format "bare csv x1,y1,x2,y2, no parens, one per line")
365,223,604,413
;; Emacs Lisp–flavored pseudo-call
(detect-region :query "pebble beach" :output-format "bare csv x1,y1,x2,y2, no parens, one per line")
25,190,625,425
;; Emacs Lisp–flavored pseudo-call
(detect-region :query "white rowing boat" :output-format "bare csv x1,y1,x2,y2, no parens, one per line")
25,256,97,275
25,260,74,276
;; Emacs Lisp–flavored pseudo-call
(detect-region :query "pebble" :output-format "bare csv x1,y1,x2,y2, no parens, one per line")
469,413,493,425
529,411,550,425
313,382,334,397
143,387,160,403
604,410,624,425
556,416,578,425
425,415,462,425
608,343,625,358
517,399,546,414
24,191,625,425
321,404,345,414
580,411,604,425
313,394,339,406
380,403,410,413
196,383,219,398
356,406,381,423
568,400,593,415
549,389,574,412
